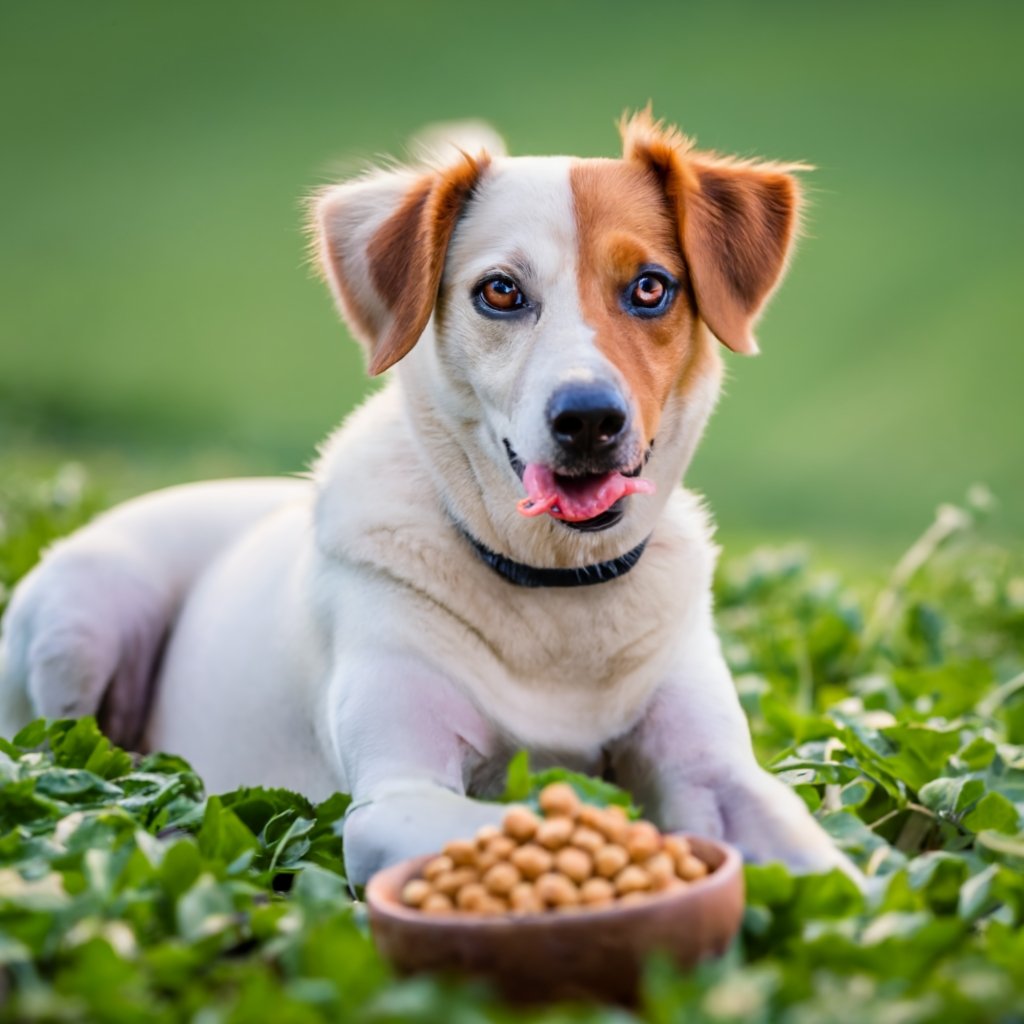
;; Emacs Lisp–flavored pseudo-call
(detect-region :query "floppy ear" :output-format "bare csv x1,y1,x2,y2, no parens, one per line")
313,150,490,375
621,110,805,355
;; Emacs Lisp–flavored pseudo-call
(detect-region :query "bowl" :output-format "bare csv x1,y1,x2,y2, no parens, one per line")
365,834,744,1004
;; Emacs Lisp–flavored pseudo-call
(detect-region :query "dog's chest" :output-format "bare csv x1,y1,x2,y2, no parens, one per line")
353,526,697,751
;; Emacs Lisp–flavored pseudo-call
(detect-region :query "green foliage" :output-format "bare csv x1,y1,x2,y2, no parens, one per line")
500,752,639,818
1,472,1023,1022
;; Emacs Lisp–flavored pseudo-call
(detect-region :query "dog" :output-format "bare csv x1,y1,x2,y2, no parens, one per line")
0,111,854,886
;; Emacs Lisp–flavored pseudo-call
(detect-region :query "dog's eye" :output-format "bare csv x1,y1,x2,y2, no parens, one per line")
624,271,674,317
476,274,526,314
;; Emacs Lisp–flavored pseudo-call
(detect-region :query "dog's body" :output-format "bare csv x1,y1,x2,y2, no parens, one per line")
0,114,853,884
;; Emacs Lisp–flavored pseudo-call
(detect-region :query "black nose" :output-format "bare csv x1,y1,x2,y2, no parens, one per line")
547,383,630,458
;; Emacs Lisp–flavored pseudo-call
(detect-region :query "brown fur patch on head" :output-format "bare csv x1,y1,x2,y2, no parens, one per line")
620,108,807,355
365,152,490,374
570,158,699,442
315,151,490,376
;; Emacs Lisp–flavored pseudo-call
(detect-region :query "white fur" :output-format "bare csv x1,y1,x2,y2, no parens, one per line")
0,145,855,886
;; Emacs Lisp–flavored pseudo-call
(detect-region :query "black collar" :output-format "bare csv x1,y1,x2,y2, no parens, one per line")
459,528,651,588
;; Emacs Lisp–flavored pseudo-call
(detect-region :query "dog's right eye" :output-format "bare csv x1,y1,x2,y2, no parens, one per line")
475,274,526,314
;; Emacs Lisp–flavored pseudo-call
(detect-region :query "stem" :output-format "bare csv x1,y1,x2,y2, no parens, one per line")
822,737,844,813
861,504,972,655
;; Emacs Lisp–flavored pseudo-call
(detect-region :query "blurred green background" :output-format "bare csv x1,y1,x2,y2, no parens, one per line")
2,1,1021,559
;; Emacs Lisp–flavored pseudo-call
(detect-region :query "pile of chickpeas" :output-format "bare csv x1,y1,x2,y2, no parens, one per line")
400,782,711,915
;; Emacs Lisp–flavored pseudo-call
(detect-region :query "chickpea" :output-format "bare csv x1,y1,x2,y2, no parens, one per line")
579,877,615,906
645,852,677,890
618,891,651,907
401,879,432,907
554,846,593,884
593,844,629,879
503,805,540,842
538,782,581,819
475,824,502,848
626,821,662,863
577,804,607,832
475,848,501,873
483,861,521,897
421,893,454,913
455,882,489,911
443,838,478,867
677,853,709,881
423,855,454,881
434,868,478,897
663,835,692,862
510,843,553,880
535,872,579,908
570,826,605,856
509,882,543,914
484,835,516,860
476,896,509,916
614,864,652,896
597,805,631,845
535,816,574,850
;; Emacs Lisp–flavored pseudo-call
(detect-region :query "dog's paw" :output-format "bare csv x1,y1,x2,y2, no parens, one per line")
718,771,864,886
343,782,506,888
657,769,861,885
0,548,169,747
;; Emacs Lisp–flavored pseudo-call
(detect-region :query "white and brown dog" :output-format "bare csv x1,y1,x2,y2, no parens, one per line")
0,112,853,885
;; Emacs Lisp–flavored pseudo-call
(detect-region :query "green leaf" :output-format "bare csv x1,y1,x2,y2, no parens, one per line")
34,767,122,802
501,750,531,803
176,872,236,942
157,839,202,899
957,735,997,771
499,752,638,816
975,830,1024,862
197,796,258,871
918,776,984,816
50,717,133,779
744,862,795,905
959,862,1024,924
964,792,1021,835
292,863,351,913
878,722,963,792
11,720,47,749
791,868,865,919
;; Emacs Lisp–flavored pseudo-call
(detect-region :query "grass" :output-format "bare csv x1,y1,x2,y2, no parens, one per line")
1,470,1022,1022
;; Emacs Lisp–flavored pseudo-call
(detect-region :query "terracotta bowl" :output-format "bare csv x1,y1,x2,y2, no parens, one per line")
365,834,744,1004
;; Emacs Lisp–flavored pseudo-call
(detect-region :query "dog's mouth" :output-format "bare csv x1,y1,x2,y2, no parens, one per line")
503,440,655,532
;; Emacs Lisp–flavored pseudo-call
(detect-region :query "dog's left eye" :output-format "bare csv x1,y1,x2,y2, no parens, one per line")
476,274,526,314
624,271,674,317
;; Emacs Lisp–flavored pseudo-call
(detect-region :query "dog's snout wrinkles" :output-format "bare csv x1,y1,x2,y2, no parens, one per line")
547,384,629,459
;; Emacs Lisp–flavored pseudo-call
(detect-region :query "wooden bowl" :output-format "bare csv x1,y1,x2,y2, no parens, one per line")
365,834,744,1004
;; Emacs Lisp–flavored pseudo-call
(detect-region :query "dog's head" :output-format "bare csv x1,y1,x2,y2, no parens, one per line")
313,112,804,561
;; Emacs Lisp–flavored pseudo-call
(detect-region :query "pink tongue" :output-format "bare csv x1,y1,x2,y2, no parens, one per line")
517,463,655,522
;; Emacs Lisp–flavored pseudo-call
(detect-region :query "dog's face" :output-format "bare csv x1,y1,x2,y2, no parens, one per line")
315,113,803,553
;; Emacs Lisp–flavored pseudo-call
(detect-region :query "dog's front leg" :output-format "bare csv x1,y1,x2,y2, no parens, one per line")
609,634,858,879
328,652,505,888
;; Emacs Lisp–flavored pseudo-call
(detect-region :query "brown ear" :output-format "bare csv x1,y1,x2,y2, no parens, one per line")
313,151,489,375
621,110,805,354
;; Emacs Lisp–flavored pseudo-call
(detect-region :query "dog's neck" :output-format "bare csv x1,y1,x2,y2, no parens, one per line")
456,525,651,588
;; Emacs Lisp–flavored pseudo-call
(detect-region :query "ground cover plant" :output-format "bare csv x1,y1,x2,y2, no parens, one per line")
0,470,1022,1023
